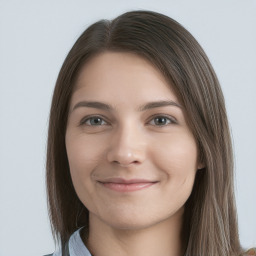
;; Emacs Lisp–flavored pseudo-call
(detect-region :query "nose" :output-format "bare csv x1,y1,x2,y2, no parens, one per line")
106,125,146,167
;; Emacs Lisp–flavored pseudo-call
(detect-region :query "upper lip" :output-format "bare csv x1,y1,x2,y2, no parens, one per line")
98,178,158,184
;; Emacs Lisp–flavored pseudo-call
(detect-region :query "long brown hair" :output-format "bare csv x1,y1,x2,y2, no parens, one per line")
46,10,244,255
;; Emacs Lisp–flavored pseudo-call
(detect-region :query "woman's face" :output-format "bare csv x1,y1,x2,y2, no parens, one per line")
66,52,201,230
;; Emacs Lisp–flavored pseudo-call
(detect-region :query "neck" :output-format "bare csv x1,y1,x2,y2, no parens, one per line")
83,208,185,256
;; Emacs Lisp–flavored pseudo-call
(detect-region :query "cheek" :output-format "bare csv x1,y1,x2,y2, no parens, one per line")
66,134,105,173
65,134,105,198
150,132,198,179
149,133,198,210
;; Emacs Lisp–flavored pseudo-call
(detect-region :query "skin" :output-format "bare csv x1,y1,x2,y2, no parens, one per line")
65,52,202,256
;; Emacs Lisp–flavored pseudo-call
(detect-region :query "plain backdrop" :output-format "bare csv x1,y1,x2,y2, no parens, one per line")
0,0,255,255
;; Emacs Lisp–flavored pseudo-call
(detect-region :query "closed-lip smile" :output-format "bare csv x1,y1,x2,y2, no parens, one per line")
98,178,158,192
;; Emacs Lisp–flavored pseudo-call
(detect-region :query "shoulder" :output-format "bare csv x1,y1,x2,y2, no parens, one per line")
243,248,256,256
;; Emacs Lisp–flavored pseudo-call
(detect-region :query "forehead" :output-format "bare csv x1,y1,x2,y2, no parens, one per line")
72,51,178,102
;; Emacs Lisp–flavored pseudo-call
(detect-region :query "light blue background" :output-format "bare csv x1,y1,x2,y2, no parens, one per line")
0,0,255,255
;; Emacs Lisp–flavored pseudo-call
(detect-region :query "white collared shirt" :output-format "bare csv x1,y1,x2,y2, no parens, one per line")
52,227,92,256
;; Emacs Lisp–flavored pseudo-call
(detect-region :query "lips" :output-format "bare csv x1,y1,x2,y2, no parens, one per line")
98,178,158,192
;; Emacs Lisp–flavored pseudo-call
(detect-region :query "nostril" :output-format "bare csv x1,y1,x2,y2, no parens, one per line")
115,160,140,167
107,148,145,166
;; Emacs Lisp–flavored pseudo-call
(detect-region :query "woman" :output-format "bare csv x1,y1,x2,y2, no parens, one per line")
45,10,255,256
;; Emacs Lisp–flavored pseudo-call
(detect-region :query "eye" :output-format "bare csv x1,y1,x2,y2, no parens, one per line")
148,115,176,126
80,116,108,126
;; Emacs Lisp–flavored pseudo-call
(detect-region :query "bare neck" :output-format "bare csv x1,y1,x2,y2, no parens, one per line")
83,208,185,256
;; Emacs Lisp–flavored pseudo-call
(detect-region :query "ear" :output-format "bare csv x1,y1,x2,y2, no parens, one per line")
197,162,205,170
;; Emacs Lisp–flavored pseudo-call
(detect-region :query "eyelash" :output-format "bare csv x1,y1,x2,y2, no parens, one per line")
79,114,177,127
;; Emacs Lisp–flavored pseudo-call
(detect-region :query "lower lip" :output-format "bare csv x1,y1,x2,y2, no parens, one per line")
99,182,157,192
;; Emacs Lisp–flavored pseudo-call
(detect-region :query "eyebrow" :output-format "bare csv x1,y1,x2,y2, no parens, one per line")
71,100,182,113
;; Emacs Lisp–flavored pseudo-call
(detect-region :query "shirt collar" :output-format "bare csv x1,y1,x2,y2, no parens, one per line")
53,227,92,256
68,227,92,256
